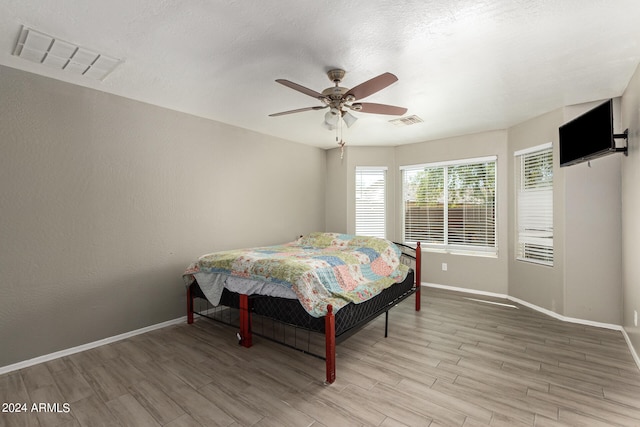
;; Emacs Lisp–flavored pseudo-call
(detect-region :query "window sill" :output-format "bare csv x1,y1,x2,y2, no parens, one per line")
516,257,553,267
409,245,498,259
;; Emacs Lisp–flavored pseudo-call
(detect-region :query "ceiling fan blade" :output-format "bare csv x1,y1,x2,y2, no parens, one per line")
269,106,327,117
345,72,398,100
358,102,407,116
275,79,324,99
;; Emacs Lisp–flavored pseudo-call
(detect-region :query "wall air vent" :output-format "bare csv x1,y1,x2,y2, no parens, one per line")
389,115,424,127
12,26,121,81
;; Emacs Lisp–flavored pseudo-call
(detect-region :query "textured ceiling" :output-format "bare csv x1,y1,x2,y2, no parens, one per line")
2,1,640,149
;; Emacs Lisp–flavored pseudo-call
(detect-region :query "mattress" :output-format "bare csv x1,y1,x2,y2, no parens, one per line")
183,232,410,317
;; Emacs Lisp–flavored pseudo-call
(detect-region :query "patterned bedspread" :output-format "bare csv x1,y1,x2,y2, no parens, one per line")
183,232,410,317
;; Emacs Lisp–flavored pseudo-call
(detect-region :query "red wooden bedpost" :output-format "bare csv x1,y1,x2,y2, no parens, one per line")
415,241,421,312
187,284,194,324
239,294,253,348
325,304,336,384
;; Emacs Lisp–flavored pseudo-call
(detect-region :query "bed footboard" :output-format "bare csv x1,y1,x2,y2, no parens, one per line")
325,305,336,384
187,284,194,324
239,294,252,348
395,241,421,311
416,241,421,311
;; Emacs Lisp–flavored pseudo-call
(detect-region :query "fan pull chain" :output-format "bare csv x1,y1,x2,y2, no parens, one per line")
338,110,345,159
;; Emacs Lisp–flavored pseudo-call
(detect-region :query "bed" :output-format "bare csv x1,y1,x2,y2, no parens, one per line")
183,232,421,384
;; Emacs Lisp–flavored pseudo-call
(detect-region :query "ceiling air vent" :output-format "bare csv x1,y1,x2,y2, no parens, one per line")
389,115,424,127
12,26,121,81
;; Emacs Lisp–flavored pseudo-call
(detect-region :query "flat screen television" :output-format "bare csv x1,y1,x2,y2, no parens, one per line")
559,99,616,167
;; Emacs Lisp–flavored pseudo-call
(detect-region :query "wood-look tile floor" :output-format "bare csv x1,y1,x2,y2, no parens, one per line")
2,287,640,426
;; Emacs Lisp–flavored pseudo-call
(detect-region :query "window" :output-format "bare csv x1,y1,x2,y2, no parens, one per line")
401,157,497,253
515,143,553,265
355,167,386,238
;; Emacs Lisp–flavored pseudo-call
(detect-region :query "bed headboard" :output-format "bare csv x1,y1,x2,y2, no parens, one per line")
393,242,417,269
393,242,421,291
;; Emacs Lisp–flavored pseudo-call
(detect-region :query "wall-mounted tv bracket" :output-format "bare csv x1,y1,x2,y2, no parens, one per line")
613,129,629,156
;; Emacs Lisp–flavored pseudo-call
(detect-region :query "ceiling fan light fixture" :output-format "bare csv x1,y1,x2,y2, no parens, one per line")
324,111,338,123
324,111,339,129
322,121,336,131
342,111,358,128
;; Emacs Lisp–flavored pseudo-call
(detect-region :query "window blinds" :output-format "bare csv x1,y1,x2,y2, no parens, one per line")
401,156,496,252
515,144,553,265
447,162,496,248
355,167,386,238
402,166,444,244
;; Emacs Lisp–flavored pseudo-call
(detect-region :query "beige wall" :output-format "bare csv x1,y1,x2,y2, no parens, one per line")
562,100,623,324
338,108,626,328
330,132,510,295
563,152,622,324
325,147,348,234
507,103,623,325
508,109,566,313
3,59,639,368
394,131,509,295
621,63,640,355
0,66,326,367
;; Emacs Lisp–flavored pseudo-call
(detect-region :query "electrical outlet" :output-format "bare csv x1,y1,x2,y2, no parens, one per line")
635,310,638,327
442,263,447,271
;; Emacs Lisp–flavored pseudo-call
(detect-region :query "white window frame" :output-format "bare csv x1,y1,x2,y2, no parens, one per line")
401,156,497,255
355,166,387,238
515,143,554,266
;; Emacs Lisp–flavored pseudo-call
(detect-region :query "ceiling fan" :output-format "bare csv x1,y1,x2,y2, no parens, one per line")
269,69,407,130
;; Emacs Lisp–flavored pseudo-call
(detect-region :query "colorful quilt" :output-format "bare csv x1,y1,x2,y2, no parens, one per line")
183,232,410,317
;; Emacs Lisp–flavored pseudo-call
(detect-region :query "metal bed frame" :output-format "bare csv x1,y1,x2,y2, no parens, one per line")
186,242,421,384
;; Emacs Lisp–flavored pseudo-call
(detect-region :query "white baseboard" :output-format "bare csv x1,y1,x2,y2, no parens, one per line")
0,316,188,376
621,328,640,371
423,282,640,371
3,286,639,376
